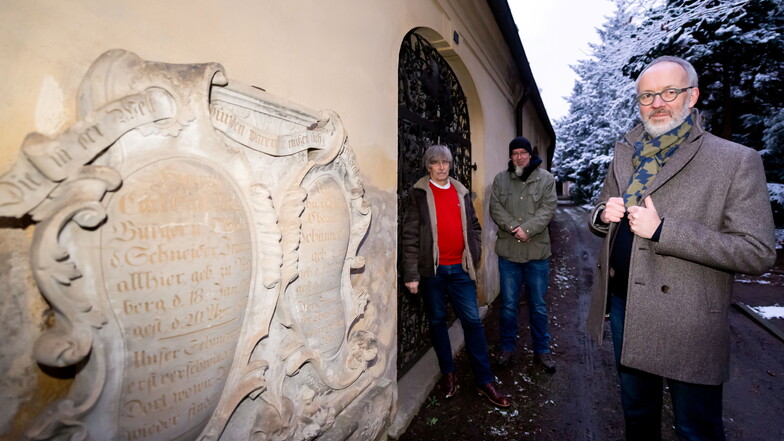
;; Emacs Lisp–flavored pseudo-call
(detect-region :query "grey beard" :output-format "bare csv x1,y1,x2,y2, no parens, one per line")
644,116,685,138
643,98,691,138
514,165,524,176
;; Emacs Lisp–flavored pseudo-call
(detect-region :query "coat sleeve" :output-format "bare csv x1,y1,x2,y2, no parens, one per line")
588,157,620,237
654,147,776,275
489,174,518,234
465,193,482,261
401,191,422,283
520,173,557,237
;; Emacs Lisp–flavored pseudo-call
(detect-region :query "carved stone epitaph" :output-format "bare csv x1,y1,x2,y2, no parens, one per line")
103,159,250,440
0,50,387,441
291,176,350,357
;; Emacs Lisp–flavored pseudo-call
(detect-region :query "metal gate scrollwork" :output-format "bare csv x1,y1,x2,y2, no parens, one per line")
397,30,472,377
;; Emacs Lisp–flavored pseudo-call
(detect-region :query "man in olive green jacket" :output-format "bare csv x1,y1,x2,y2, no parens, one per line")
489,136,557,370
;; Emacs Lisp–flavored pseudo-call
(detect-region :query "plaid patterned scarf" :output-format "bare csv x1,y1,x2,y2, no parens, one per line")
623,112,694,208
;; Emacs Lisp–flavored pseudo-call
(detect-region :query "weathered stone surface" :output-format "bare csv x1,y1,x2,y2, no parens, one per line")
0,226,45,435
0,50,385,441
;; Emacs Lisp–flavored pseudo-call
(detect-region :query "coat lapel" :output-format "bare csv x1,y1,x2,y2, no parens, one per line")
645,135,703,196
613,140,635,193
645,114,706,197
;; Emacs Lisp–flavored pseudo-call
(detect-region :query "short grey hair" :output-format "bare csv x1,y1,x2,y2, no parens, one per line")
635,56,699,89
422,144,453,169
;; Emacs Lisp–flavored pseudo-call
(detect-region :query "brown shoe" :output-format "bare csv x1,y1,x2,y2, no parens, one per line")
477,382,510,407
495,349,513,367
440,372,458,399
534,353,556,373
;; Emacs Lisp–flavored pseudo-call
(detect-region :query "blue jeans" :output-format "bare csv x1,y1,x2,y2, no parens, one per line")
421,264,494,385
610,295,726,441
498,257,551,353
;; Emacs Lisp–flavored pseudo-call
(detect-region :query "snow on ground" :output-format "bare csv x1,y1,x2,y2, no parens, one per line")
750,305,784,320
735,271,783,285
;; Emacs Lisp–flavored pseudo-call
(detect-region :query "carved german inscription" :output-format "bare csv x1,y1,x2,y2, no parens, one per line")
101,159,251,441
7,50,380,441
290,176,350,357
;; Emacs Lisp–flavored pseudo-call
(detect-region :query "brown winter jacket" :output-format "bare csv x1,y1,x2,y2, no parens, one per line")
401,176,482,282
586,111,776,385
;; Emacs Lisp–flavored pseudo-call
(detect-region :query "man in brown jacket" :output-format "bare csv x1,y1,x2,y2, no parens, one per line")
587,56,776,441
402,145,509,408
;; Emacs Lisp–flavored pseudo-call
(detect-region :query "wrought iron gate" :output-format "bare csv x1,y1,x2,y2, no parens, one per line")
397,31,472,377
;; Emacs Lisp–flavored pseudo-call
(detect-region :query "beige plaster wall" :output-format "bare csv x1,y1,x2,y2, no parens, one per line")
522,100,554,170
0,0,537,191
0,1,403,185
0,0,549,437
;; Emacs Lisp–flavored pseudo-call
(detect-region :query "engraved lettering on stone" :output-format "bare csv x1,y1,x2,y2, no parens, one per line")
210,104,326,157
289,177,350,357
101,159,251,441
0,89,176,217
6,49,383,441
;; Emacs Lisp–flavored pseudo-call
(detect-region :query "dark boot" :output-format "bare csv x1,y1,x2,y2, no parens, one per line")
534,353,556,373
495,349,513,367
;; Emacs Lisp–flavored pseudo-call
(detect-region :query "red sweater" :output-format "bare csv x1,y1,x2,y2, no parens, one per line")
430,181,464,265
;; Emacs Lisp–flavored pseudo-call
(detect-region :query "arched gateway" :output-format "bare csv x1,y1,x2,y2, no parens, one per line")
396,30,473,375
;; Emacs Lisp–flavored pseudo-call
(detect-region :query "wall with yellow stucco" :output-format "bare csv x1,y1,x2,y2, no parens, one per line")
0,1,552,438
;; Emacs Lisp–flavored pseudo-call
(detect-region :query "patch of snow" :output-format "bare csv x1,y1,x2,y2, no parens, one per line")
750,305,784,319
489,426,508,436
736,278,773,285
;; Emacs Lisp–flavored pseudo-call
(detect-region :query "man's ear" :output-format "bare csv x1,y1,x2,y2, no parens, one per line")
688,87,700,108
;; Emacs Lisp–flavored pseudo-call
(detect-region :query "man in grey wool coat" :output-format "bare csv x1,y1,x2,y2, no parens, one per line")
586,55,776,441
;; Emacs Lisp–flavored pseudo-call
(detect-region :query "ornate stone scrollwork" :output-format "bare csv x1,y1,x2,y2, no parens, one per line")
3,49,381,441
29,166,120,368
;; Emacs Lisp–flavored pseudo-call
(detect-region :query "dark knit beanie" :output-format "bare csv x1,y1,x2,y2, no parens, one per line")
509,136,533,157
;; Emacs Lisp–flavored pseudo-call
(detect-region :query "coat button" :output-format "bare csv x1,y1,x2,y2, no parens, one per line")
661,285,670,293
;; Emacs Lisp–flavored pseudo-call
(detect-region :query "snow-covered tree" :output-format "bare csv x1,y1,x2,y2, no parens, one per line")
762,109,784,182
553,1,641,203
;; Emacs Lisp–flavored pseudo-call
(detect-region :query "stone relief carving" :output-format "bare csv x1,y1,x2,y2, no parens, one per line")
0,49,386,441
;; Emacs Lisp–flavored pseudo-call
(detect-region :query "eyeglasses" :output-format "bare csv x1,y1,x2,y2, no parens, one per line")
428,159,450,166
636,87,694,106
